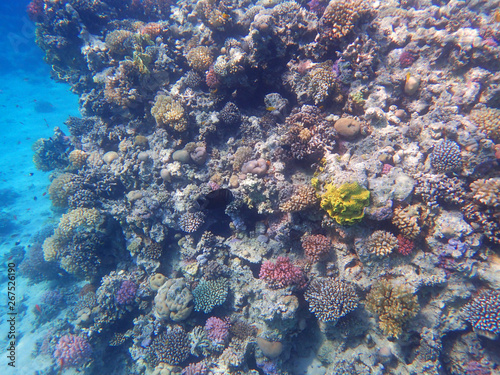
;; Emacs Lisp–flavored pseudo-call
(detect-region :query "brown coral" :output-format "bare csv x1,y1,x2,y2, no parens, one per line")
470,178,500,207
280,185,318,212
392,204,433,240
151,94,188,132
301,233,331,261
48,173,81,208
469,107,500,141
68,150,88,169
365,280,419,338
186,46,213,72
318,0,370,42
366,230,398,257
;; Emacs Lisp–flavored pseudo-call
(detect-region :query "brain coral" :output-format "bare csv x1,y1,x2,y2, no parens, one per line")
151,94,188,132
153,278,193,321
430,140,462,173
304,278,359,322
366,280,419,338
470,178,500,207
366,230,398,257
319,181,370,225
462,289,500,339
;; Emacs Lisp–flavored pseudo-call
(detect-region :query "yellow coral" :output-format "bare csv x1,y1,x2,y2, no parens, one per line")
365,280,419,338
48,173,79,208
319,182,370,225
55,208,102,239
151,94,188,132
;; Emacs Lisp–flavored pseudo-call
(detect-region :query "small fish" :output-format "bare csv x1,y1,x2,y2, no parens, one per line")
13,215,17,220
29,173,34,176
266,106,276,111
197,188,233,210
222,13,230,20
34,196,37,201
42,192,47,196
35,304,42,313
15,241,20,246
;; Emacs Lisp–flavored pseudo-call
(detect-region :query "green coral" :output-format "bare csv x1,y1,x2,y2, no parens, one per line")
319,182,370,225
365,280,419,338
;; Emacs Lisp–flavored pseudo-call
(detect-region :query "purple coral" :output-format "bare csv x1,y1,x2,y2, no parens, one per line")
205,316,231,345
115,280,137,305
182,360,208,375
53,334,92,368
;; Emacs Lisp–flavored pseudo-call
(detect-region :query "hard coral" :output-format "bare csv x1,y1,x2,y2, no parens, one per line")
365,280,419,338
470,178,500,207
53,334,92,368
193,278,229,313
304,278,359,322
186,46,213,72
366,230,398,257
280,185,318,212
392,204,432,240
259,256,306,289
318,0,370,43
430,140,462,173
470,107,500,142
301,233,332,261
150,326,190,366
319,182,370,225
154,278,193,322
205,316,230,346
179,212,206,233
462,289,500,339
151,94,188,132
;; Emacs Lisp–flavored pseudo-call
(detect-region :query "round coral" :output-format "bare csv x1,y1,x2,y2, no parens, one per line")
301,234,331,261
366,230,398,257
259,256,306,289
53,334,92,368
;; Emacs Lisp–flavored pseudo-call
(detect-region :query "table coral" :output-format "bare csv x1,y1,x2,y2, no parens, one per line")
319,182,370,225
365,280,419,338
304,278,359,323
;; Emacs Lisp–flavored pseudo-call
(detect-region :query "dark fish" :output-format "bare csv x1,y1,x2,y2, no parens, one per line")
197,189,233,210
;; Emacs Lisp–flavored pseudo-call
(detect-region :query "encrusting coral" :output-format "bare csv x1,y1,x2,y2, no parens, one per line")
365,280,419,338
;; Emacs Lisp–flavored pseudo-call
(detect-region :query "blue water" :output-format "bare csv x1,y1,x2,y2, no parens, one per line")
0,2,79,372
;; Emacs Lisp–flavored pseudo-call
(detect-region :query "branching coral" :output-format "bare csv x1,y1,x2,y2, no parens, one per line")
317,0,370,43
193,278,229,313
470,178,500,207
392,204,433,240
304,278,359,322
319,182,370,225
279,185,318,212
365,280,419,338
301,233,332,261
186,46,213,72
259,256,306,289
462,289,500,339
151,94,188,132
469,107,500,142
366,230,398,257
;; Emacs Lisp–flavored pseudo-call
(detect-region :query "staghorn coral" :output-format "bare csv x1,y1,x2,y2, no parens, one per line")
186,46,213,72
430,140,462,173
365,280,419,338
193,278,229,313
462,289,500,339
301,233,332,261
470,178,500,207
319,182,370,225
469,107,500,142
366,230,398,257
317,0,370,43
153,278,194,321
151,94,188,132
304,278,359,322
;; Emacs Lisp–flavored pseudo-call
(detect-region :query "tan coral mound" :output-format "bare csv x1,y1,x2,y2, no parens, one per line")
366,230,398,257
280,185,318,212
469,107,500,142
318,0,370,42
186,46,213,72
470,178,500,207
366,280,419,338
392,204,433,240
151,94,188,132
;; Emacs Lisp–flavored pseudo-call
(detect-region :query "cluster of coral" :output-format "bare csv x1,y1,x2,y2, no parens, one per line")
19,0,500,373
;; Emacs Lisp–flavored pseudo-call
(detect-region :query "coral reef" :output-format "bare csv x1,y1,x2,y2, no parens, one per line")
318,182,370,225
462,290,500,339
53,334,92,368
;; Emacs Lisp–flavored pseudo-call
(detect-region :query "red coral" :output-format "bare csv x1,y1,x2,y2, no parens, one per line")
206,66,220,89
259,256,306,289
397,234,414,255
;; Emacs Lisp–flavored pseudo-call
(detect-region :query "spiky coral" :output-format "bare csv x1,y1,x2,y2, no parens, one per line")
365,280,419,338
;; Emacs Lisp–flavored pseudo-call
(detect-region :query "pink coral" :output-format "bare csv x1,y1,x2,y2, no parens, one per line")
115,280,137,305
205,317,230,345
259,256,306,289
53,334,92,368
301,234,331,261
